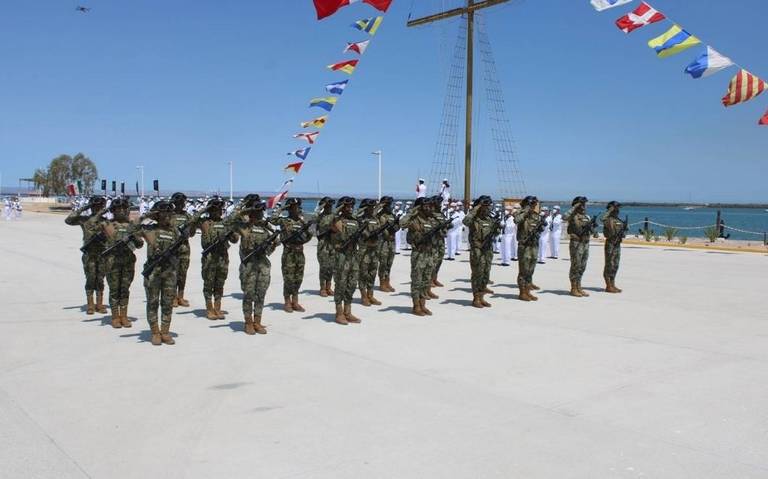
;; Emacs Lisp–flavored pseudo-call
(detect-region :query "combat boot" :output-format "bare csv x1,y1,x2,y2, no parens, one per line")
206,299,218,320
344,303,361,323
319,284,329,297
527,286,539,301
611,279,622,293
177,290,190,307
244,313,256,335
214,298,226,319
432,278,444,288
529,283,541,291
95,291,107,314
283,297,294,313
412,298,425,316
604,276,613,293
420,298,433,316
570,281,583,297
578,280,590,297
172,296,179,308
111,307,122,329
291,294,306,312
334,304,348,325
160,320,175,345
121,305,132,328
368,290,382,306
386,279,396,293
483,287,495,295
253,315,267,334
326,281,335,295
360,289,371,307
472,293,484,308
150,323,162,346
517,283,530,302
479,294,492,308
427,288,439,299
86,292,95,315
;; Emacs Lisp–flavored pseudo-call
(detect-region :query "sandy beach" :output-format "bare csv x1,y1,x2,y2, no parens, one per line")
2,212,768,478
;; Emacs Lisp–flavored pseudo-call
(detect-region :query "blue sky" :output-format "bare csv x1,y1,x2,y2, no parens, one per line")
0,0,766,202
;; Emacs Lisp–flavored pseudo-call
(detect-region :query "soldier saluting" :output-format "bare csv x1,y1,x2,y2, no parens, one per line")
463,195,500,308
169,192,195,308
270,198,313,313
199,197,238,320
316,197,336,298
357,198,383,307
514,196,544,301
402,197,440,316
376,196,398,293
563,196,595,298
601,201,626,294
66,195,109,315
330,196,362,325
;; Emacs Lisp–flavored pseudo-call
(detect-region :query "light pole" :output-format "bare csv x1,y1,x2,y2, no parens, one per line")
371,150,382,200
228,161,233,201
136,165,144,197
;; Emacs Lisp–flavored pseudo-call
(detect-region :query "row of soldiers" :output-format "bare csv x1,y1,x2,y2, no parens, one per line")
65,192,627,346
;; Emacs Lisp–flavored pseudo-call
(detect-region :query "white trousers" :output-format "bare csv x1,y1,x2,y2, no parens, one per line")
395,229,403,253
501,234,516,264
538,232,550,262
550,228,561,258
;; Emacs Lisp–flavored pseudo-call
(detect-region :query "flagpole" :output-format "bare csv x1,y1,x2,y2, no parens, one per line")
228,161,233,201
371,150,382,200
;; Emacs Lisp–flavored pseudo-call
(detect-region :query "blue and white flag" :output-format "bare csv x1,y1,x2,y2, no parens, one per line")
590,0,633,12
684,46,734,79
287,147,311,160
325,80,349,95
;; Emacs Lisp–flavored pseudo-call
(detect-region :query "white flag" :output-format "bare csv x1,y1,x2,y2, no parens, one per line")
591,0,633,12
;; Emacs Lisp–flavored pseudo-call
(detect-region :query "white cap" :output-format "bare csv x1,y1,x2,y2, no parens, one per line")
542,206,550,211
553,205,561,210
418,178,425,182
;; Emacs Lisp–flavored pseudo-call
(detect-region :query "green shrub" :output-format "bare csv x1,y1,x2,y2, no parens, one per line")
679,235,688,245
704,226,719,242
653,235,660,242
664,227,679,242
640,228,654,242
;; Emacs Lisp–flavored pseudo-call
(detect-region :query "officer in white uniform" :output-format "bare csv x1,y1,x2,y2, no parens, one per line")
439,179,450,207
538,207,551,263
416,179,427,199
3,197,11,221
445,205,462,261
393,201,404,254
500,206,517,265
549,205,563,259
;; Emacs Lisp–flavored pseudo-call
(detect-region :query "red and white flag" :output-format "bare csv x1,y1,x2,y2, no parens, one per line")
267,191,288,209
344,40,370,55
759,109,768,126
615,2,665,34
293,132,320,144
313,0,393,20
722,69,768,107
66,183,80,196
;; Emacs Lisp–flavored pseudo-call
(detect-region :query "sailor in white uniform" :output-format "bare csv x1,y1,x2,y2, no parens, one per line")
549,205,563,259
3,197,11,221
445,204,463,261
537,207,551,263
500,206,518,266
393,201,404,254
439,179,450,207
416,179,427,199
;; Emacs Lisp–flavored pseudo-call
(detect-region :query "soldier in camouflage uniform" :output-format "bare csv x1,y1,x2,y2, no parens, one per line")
198,197,238,320
601,201,626,294
376,196,398,293
330,196,362,325
357,198,383,307
65,195,108,315
270,198,313,313
170,192,195,308
401,197,439,316
139,201,182,346
316,197,336,297
429,195,449,292
99,198,144,329
237,201,279,335
562,196,594,298
514,196,544,301
463,196,500,308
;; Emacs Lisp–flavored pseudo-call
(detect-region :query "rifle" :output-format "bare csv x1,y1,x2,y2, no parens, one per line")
584,215,599,237
339,219,366,250
241,230,281,263
100,223,148,257
80,232,106,253
480,213,504,251
521,216,546,246
141,230,188,278
416,216,456,247
201,220,240,257
281,219,316,246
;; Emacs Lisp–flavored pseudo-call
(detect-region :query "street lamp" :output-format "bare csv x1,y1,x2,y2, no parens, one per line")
228,161,233,201
371,150,382,201
136,165,144,197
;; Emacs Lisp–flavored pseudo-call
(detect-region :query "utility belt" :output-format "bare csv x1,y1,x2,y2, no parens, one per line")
283,243,304,252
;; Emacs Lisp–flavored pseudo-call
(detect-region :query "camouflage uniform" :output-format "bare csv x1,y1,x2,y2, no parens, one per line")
103,221,143,314
271,216,313,298
65,210,107,295
602,210,625,292
170,211,195,302
357,213,382,294
239,220,276,318
200,218,236,303
463,207,496,296
316,211,336,288
514,207,543,293
332,216,360,306
431,209,448,284
563,208,592,285
376,210,397,285
404,212,438,302
143,226,180,329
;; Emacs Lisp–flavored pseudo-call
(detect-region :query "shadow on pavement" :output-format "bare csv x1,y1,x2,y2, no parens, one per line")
210,321,245,332
120,329,179,343
62,305,86,311
440,299,474,307
378,305,414,315
81,315,111,326
176,309,210,318
300,313,337,323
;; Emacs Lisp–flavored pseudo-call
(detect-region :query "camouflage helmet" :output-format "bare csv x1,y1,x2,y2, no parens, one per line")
207,196,225,209
109,197,130,211
89,195,106,207
150,200,174,213
248,200,267,212
336,196,356,207
413,197,426,207
360,198,376,208
520,195,538,208
241,194,261,207
379,195,394,205
284,197,302,208
319,196,334,206
170,192,187,203
571,196,588,206
606,200,621,210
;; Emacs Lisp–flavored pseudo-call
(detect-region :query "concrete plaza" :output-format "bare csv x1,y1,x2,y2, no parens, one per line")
1,213,767,478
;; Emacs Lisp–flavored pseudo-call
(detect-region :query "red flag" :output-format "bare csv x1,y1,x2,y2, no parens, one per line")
267,191,288,209
760,110,768,126
615,2,665,34
284,162,304,174
313,0,393,20
722,69,768,107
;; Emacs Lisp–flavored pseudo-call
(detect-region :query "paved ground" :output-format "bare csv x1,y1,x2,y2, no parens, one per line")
2,213,767,479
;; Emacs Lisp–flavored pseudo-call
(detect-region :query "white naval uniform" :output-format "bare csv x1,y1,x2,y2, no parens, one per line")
500,215,517,264
549,213,563,258
446,213,462,260
416,184,426,199
453,210,466,254
394,209,404,253
538,215,552,262
3,199,11,221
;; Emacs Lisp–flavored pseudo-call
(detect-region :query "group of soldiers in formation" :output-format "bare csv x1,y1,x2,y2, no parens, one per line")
3,197,23,221
65,192,628,346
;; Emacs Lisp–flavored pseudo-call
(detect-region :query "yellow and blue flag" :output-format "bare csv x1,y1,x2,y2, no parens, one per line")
648,25,700,59
351,16,383,35
309,97,337,112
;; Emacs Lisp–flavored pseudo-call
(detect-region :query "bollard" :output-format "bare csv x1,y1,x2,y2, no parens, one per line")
644,217,649,233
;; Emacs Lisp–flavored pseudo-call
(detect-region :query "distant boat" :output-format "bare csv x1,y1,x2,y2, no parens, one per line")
683,206,698,211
